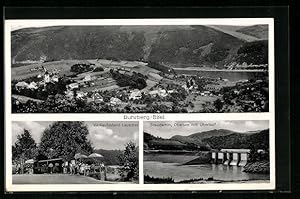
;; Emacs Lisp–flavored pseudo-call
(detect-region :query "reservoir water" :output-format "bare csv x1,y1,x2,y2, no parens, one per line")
144,161,269,182
175,70,268,82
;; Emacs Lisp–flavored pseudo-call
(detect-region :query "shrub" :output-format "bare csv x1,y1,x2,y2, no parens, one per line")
70,63,93,73
144,175,175,184
93,67,104,72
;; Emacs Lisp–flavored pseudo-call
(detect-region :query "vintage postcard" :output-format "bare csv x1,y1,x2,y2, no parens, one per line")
4,18,275,191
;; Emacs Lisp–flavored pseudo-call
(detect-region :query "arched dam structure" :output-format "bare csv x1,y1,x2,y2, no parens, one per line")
145,149,260,167
211,149,251,167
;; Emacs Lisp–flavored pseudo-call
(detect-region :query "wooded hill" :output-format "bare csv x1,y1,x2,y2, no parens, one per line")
144,129,269,151
93,149,123,165
12,25,268,67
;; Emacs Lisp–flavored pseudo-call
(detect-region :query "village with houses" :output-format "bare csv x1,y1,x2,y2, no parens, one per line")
9,23,270,113
11,58,269,113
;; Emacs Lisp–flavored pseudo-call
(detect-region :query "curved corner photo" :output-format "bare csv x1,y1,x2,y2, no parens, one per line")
143,120,270,184
11,121,139,184
10,23,269,113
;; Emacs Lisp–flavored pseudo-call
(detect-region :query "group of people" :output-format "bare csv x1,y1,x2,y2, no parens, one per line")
63,161,88,176
58,160,105,176
14,159,106,178
15,163,33,174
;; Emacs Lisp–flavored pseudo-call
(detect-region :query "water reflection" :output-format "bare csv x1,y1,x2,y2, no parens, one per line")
175,70,267,82
144,161,269,182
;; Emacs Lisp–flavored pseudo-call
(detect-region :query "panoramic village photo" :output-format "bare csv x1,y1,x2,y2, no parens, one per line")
144,120,270,184
11,24,269,113
11,121,139,184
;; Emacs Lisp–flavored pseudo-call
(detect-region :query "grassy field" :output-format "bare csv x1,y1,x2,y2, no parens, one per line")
106,173,121,181
132,65,160,75
184,94,218,112
80,84,120,92
12,174,120,184
141,79,158,92
11,60,83,80
148,72,163,81
12,94,44,103
94,59,147,68
11,59,152,80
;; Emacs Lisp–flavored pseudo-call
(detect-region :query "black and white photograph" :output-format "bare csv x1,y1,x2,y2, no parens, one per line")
144,120,270,184
4,18,276,192
9,21,269,113
11,121,139,184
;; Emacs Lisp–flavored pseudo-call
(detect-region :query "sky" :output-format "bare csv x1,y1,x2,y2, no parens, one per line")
144,120,269,139
12,121,138,150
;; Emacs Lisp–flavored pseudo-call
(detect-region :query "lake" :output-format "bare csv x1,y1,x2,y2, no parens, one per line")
144,161,269,182
174,69,268,82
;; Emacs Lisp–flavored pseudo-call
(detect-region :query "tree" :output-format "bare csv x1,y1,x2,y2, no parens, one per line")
70,64,93,73
12,129,37,162
135,77,147,90
118,141,139,181
38,121,93,161
248,144,259,162
214,98,224,112
237,40,268,65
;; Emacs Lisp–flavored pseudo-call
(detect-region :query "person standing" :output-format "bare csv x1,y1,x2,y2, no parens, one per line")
48,163,53,174
69,162,73,175
16,163,21,174
91,164,95,173
103,165,107,181
75,162,79,175
71,160,76,175
64,161,68,174
80,163,85,175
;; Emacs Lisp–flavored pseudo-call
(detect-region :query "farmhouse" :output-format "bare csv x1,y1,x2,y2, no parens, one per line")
68,83,79,90
118,67,131,72
92,93,104,104
15,81,29,89
44,71,50,83
204,84,222,92
110,97,122,106
27,82,38,90
149,89,167,97
129,90,142,100
76,91,88,99
167,89,175,94
51,75,59,82
203,91,211,95
233,90,240,95
84,75,92,81
181,84,188,91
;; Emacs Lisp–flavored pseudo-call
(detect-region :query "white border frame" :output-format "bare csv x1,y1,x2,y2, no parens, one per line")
5,18,275,192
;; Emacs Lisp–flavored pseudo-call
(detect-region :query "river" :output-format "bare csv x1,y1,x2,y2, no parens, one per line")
174,69,268,82
144,161,269,182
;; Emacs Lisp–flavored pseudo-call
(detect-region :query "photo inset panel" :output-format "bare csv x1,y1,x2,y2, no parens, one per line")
10,23,269,113
11,121,139,184
144,120,270,184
